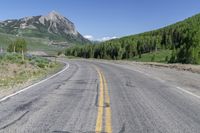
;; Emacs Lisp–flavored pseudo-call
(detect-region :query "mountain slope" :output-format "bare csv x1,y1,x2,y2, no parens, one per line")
65,13,200,64
0,11,90,45
0,32,63,55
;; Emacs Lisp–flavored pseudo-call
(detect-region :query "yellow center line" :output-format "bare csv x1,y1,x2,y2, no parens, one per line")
95,68,104,132
95,66,112,133
102,71,112,133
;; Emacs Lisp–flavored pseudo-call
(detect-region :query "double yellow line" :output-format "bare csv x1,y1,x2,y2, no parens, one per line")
95,67,112,133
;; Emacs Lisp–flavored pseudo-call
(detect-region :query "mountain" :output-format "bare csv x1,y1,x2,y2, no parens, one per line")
65,13,200,64
0,11,90,45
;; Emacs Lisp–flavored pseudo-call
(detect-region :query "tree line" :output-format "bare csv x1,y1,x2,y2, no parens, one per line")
65,13,200,64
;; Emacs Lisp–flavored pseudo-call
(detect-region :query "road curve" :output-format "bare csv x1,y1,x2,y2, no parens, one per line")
0,59,200,133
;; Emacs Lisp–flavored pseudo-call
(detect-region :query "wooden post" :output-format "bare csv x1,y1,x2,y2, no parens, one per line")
14,45,16,53
54,56,57,63
22,50,24,61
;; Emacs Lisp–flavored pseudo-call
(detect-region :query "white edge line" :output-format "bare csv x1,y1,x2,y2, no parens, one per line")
176,86,200,100
0,61,69,103
134,69,200,99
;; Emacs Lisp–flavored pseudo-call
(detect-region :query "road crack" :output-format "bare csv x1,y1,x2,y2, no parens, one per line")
0,111,29,130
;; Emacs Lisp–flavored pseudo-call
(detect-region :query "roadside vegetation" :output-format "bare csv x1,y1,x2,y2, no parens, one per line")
132,50,172,63
65,13,200,64
0,38,63,90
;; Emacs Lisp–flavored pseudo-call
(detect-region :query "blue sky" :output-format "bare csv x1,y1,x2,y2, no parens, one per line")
0,0,200,40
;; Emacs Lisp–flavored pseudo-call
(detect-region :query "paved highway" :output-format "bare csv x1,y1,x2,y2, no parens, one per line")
0,59,200,133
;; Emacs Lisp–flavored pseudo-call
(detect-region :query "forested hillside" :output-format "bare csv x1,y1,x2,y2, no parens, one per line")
65,13,200,64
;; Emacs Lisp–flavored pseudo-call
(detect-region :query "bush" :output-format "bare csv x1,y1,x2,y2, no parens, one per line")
1,53,52,69
151,55,155,62
3,53,22,63
57,51,62,56
29,56,50,68
37,62,46,68
165,56,169,62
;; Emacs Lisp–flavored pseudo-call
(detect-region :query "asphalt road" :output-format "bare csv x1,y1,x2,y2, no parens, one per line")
0,59,200,133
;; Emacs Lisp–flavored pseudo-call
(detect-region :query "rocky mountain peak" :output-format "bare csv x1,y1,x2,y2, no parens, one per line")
0,11,90,44
39,11,77,35
46,10,64,21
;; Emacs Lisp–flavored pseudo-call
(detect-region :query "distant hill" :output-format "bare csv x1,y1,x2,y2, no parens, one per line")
65,13,200,64
0,11,90,46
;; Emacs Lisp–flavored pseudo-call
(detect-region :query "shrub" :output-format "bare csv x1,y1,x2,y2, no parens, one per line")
37,62,46,68
151,55,155,62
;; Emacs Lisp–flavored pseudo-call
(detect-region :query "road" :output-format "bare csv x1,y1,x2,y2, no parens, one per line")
0,59,200,133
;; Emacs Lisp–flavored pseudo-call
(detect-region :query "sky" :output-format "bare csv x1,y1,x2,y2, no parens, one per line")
0,0,200,41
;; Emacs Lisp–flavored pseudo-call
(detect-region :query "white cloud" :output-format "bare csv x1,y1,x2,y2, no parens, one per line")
84,35,94,40
100,36,117,41
84,35,118,41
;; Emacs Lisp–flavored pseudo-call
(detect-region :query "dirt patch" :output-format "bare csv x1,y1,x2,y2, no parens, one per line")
140,62,200,74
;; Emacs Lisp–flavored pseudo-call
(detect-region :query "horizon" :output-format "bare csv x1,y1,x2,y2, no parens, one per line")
0,0,200,41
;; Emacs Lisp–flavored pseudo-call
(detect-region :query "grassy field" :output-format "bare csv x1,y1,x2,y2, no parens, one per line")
131,50,172,63
0,53,63,90
0,33,63,55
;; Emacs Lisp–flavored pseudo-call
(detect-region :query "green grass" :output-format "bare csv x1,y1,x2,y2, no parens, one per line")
65,56,82,59
131,50,172,63
0,33,63,55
